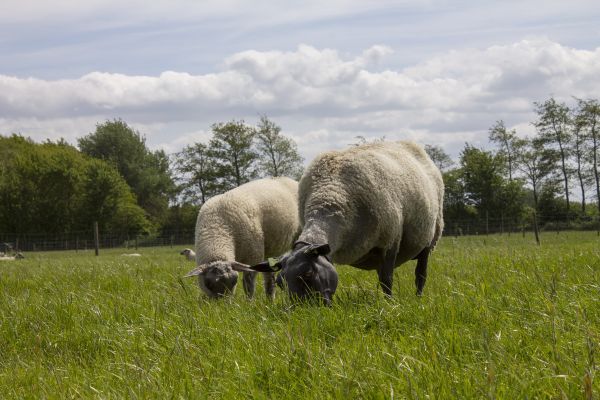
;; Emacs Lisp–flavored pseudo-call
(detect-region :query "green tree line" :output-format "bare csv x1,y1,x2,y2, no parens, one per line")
0,116,303,238
1,97,599,241
429,96,600,233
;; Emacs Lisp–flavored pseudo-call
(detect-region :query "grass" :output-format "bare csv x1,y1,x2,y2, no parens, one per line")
0,232,599,399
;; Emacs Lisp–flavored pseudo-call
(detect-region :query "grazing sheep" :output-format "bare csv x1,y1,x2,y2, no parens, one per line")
185,177,301,299
180,248,196,261
0,252,24,261
251,141,444,304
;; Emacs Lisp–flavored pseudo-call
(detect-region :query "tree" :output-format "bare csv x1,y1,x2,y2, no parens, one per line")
207,120,258,189
517,138,558,210
534,98,572,210
78,119,175,225
576,98,600,215
571,102,594,213
255,115,304,179
0,134,150,237
173,142,220,204
460,145,506,218
488,120,523,181
425,144,454,172
76,158,150,235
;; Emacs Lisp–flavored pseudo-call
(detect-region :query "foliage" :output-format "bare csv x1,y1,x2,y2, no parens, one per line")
255,115,304,179
424,144,454,171
0,134,150,236
207,120,258,190
1,234,598,398
575,98,600,214
516,137,559,209
78,119,175,225
534,98,572,209
173,142,220,205
488,120,524,181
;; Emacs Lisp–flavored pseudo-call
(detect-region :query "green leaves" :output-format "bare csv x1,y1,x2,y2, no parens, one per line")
0,135,150,236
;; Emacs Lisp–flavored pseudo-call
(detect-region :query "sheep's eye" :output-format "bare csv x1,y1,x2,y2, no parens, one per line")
300,271,313,280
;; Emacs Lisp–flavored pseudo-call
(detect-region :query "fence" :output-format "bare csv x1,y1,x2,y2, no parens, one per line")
0,229,195,253
1,214,599,253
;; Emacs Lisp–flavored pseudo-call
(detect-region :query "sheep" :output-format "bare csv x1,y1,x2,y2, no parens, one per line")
0,252,24,261
250,141,444,304
180,248,196,261
121,253,142,257
184,177,301,299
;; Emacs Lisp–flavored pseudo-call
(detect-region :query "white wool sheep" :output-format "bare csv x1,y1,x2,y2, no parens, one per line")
185,177,301,299
180,248,196,261
0,252,24,261
251,141,444,303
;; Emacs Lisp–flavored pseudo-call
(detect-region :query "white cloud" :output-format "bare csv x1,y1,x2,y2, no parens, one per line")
1,39,600,160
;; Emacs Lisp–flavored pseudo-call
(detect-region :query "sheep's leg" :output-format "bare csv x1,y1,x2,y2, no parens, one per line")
415,247,430,296
262,272,276,300
378,243,399,297
242,271,258,299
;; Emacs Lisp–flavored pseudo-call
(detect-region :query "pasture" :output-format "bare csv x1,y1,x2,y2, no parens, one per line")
1,232,599,399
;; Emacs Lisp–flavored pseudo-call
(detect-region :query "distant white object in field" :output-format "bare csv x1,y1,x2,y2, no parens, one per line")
121,253,142,257
180,248,196,261
0,252,24,261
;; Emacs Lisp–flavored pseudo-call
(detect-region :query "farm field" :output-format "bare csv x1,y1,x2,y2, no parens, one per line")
1,232,599,399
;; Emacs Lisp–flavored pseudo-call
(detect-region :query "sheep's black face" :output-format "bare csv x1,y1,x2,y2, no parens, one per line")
260,243,338,306
185,261,239,298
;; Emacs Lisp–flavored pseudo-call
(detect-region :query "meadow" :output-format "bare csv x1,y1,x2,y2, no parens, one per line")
0,232,599,399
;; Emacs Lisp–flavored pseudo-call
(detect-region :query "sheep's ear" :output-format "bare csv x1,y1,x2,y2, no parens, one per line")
230,262,255,273
250,259,282,272
184,265,206,277
305,243,331,256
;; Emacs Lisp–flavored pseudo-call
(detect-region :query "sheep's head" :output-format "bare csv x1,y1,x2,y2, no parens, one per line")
185,261,250,298
179,249,196,261
250,242,338,306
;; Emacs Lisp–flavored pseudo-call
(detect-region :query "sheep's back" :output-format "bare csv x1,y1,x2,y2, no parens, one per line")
299,141,443,265
195,177,300,265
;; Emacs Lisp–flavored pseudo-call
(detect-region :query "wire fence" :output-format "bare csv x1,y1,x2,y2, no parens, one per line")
1,214,599,253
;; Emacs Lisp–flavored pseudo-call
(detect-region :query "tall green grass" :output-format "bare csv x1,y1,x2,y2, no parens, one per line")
1,232,599,399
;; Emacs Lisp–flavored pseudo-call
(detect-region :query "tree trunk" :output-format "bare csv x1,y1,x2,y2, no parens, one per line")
557,139,570,211
593,133,600,215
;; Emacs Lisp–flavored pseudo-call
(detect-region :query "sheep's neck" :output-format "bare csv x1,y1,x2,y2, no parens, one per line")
298,209,342,253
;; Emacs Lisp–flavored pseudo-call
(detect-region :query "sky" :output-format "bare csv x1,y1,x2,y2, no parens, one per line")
1,0,600,162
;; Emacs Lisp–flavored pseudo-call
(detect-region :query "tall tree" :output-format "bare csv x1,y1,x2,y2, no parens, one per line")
78,119,174,225
517,138,558,210
534,98,572,210
173,142,220,204
571,102,593,213
459,145,506,218
425,144,454,172
255,115,304,179
576,98,600,215
488,120,523,181
207,120,258,189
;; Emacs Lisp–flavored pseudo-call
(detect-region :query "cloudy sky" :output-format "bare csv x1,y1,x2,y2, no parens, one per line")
1,0,600,162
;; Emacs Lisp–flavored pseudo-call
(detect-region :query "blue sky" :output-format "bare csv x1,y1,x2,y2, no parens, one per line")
1,0,600,161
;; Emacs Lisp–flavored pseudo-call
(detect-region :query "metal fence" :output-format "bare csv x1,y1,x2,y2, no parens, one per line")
1,214,599,253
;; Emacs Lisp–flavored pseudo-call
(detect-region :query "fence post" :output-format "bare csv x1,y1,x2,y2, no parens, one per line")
533,210,540,246
485,210,489,236
94,222,99,256
76,236,79,253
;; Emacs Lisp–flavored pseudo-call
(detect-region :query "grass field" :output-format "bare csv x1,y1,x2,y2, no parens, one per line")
1,232,599,399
